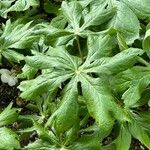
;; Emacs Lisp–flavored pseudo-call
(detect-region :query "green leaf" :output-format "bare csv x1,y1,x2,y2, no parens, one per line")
61,1,82,30
143,29,150,58
111,66,150,93
34,24,74,46
18,71,72,100
113,125,131,150
44,0,59,15
0,20,37,49
2,49,24,62
19,46,81,100
2,0,39,18
26,46,81,70
110,69,134,93
122,74,150,107
122,0,150,19
117,32,128,51
65,121,80,145
80,74,127,132
51,15,67,29
24,139,54,150
81,48,143,75
17,64,38,79
0,127,20,150
0,0,14,18
0,103,20,126
108,1,140,44
71,133,102,150
81,3,116,30
0,19,39,61
134,112,150,131
86,34,114,62
35,24,73,37
129,121,150,149
78,0,93,8
33,121,58,144
46,78,79,133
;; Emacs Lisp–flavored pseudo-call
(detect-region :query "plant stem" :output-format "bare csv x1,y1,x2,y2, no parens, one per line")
137,56,149,66
76,35,84,63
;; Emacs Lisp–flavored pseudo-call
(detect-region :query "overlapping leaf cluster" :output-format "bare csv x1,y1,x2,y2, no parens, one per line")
0,0,150,149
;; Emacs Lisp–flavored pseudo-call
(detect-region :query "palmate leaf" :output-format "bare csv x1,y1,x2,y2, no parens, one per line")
108,1,140,44
62,1,116,31
0,0,150,149
35,0,146,48
20,32,144,134
37,1,116,46
122,0,150,19
0,19,39,62
1,0,39,18
80,2,116,30
19,46,81,100
40,0,142,47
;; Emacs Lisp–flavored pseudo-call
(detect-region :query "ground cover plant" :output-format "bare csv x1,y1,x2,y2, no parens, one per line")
0,0,150,149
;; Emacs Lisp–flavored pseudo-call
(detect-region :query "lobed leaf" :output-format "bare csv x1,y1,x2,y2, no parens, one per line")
79,74,128,132
0,127,20,150
122,0,150,19
108,1,140,44
46,78,79,133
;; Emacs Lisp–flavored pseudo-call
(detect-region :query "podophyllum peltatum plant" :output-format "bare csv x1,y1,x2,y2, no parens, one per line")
0,0,150,149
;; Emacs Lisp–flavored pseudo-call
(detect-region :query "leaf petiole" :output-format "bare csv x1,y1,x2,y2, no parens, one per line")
76,35,84,63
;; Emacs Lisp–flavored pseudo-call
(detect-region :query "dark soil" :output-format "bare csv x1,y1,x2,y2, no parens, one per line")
130,139,148,150
0,83,19,107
